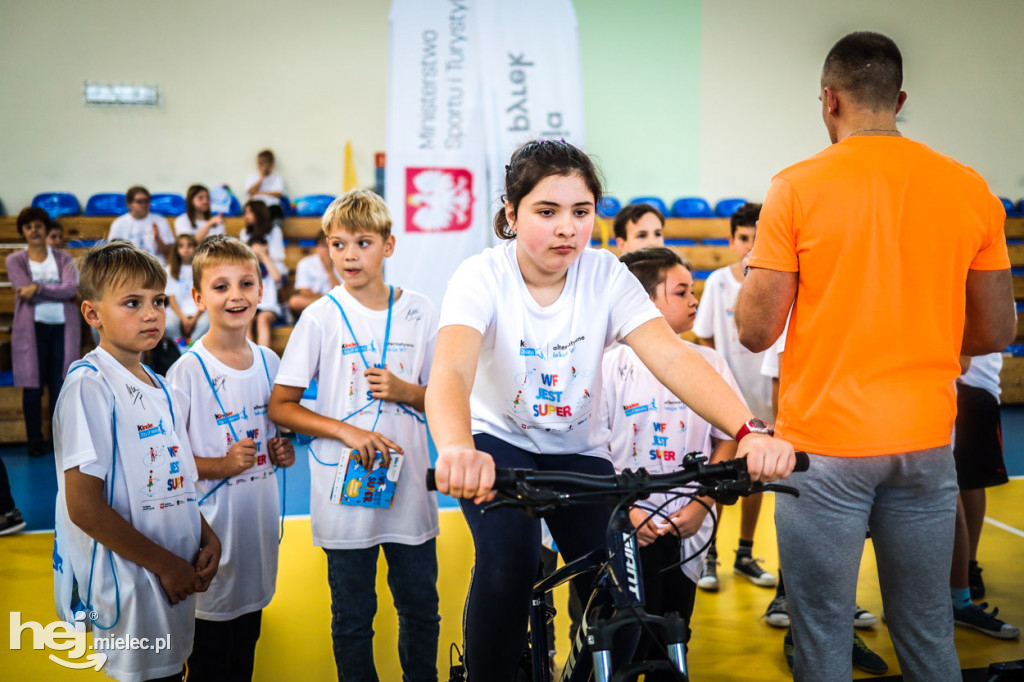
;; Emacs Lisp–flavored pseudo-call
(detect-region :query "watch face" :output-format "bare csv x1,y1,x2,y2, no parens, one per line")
749,418,770,431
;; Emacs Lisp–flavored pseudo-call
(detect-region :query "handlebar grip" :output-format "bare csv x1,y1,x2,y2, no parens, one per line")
424,467,518,493
793,451,810,472
425,469,437,491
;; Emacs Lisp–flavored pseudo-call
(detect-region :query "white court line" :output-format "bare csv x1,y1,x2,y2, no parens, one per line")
985,516,1024,539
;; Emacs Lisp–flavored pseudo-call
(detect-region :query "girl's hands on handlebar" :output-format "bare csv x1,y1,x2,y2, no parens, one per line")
434,445,496,504
738,433,796,482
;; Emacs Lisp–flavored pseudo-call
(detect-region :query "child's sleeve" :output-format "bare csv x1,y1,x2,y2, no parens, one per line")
438,256,495,334
691,275,716,338
59,373,116,479
607,259,662,343
275,310,322,388
168,385,199,484
418,299,440,386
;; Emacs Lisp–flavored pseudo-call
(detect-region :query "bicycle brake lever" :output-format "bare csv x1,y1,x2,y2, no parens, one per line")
760,483,800,498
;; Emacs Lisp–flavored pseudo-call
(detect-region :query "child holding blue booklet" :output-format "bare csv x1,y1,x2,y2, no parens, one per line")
268,189,440,682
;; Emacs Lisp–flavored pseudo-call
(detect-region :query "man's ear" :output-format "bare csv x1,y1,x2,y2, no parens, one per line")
81,300,102,330
824,87,840,116
895,90,908,115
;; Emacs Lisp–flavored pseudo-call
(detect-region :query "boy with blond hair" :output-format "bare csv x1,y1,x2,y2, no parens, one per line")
268,189,440,681
53,241,221,682
166,236,295,680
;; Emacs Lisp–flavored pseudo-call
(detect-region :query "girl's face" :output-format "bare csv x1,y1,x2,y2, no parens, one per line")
244,206,255,226
651,264,698,335
177,239,195,263
193,190,210,213
506,173,594,286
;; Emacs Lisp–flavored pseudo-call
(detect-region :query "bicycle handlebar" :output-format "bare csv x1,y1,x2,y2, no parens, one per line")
425,451,809,495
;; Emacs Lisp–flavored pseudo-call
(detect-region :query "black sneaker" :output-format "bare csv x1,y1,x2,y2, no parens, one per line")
28,442,45,458
953,602,1021,639
852,634,888,674
734,554,777,587
763,594,790,628
968,561,986,600
0,508,26,536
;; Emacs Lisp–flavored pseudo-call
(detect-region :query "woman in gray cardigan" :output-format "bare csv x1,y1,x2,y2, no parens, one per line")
6,207,80,457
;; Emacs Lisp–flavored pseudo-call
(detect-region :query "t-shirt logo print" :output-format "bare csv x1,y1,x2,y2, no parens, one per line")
405,167,473,233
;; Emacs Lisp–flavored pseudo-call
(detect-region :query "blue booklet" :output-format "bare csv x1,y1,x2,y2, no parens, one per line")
330,449,404,509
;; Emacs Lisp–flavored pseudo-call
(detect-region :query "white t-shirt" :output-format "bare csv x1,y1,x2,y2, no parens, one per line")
275,285,439,549
244,172,285,208
28,246,64,324
174,214,226,239
257,266,282,317
108,213,175,266
601,342,738,583
439,241,661,458
959,352,1002,401
164,264,198,318
166,340,282,620
53,347,200,682
760,324,789,380
240,224,287,275
692,266,772,420
294,253,338,294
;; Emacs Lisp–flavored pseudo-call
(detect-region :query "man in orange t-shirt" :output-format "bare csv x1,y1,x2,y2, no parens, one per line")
735,32,1014,681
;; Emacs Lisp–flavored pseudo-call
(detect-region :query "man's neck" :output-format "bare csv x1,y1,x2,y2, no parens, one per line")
201,326,253,370
344,279,393,311
835,114,901,143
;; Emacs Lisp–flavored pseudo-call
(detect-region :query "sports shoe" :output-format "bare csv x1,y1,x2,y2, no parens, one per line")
783,629,794,669
734,555,777,587
852,634,888,675
763,594,790,628
854,605,878,628
697,553,720,591
0,508,26,536
953,602,1021,639
969,561,986,600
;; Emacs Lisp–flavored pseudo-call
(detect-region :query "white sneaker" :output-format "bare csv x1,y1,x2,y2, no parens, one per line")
854,605,878,628
697,554,720,592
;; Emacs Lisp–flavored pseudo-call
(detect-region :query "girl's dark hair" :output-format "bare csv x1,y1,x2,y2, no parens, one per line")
493,139,603,240
619,247,689,298
168,233,197,281
185,184,210,227
17,207,51,238
244,200,272,245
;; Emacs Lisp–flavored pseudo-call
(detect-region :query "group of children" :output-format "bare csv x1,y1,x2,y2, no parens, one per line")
48,138,1013,682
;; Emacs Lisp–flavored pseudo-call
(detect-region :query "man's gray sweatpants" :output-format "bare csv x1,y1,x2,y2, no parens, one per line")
775,446,961,682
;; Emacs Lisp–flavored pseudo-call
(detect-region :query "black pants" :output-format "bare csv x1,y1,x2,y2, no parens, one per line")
187,610,263,682
0,457,14,512
633,534,697,681
22,322,65,445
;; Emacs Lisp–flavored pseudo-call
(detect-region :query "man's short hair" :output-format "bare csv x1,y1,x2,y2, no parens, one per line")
322,189,392,239
613,203,666,241
125,185,150,205
822,31,903,111
730,202,762,237
79,241,166,302
192,235,260,291
619,247,689,298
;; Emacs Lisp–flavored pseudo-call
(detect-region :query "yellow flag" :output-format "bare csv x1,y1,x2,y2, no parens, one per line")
343,141,358,192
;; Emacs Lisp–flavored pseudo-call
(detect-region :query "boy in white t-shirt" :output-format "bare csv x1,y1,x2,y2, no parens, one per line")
268,189,439,681
245,150,286,223
603,247,742,670
288,233,341,318
692,202,776,591
166,236,296,679
52,242,221,682
107,186,175,266
613,203,666,254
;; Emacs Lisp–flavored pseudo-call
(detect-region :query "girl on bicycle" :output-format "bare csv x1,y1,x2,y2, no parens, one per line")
425,139,795,680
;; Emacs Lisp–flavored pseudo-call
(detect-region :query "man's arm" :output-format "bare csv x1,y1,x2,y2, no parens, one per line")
962,268,1015,356
734,268,797,353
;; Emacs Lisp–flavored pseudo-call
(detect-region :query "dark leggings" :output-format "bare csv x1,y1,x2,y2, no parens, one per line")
459,434,614,682
22,322,65,445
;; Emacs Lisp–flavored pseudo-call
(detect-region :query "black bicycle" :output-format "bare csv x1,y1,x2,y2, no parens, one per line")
428,451,809,682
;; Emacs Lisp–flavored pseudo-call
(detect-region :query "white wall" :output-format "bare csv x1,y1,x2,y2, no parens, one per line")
0,0,390,212
699,0,1024,205
2,1,1022,214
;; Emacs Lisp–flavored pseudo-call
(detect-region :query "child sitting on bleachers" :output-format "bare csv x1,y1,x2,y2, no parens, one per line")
288,233,340,318
165,233,209,344
242,200,282,347
245,149,287,224
613,203,666,254
107,185,175,265
175,184,226,242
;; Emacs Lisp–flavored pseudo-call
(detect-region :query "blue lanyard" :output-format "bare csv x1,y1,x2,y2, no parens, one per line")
326,285,394,371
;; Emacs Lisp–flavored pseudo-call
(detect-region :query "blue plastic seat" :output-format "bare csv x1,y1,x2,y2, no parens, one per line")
671,197,715,218
0,197,5,216
31,192,80,219
597,196,621,218
293,194,337,217
149,193,186,217
84,193,128,216
1017,198,1024,217
630,196,669,217
714,198,747,218
1000,197,1021,218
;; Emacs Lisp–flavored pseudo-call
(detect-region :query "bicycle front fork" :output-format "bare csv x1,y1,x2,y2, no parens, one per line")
589,609,689,682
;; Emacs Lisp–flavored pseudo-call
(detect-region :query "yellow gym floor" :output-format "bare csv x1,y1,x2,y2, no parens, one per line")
4,482,1023,680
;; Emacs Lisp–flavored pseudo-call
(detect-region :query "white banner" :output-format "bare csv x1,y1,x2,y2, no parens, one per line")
385,0,585,309
385,0,490,309
477,0,586,223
